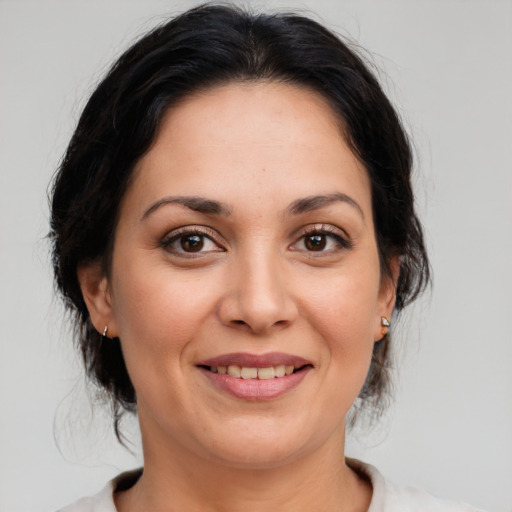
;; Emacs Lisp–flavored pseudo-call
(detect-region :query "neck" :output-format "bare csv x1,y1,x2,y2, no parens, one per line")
115,422,371,512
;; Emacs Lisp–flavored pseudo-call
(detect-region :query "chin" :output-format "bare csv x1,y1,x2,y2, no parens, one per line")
195,415,340,470
206,438,307,470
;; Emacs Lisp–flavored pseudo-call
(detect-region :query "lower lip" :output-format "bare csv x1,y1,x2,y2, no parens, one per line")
198,367,311,400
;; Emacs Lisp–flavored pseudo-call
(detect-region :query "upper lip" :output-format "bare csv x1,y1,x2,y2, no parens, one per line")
197,352,312,368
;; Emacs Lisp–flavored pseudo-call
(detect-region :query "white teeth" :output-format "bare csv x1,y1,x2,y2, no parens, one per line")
241,367,258,379
210,364,300,379
257,367,275,380
227,365,241,378
274,365,286,377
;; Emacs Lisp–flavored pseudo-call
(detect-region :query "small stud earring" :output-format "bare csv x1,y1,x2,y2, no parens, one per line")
102,325,109,338
381,316,390,337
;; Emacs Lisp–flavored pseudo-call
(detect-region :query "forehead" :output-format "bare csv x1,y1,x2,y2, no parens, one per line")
127,81,371,218
152,81,345,152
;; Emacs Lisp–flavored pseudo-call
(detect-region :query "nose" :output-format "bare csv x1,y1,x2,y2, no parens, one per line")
217,249,298,335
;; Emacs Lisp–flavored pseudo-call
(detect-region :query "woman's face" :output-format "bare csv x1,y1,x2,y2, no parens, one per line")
84,82,396,468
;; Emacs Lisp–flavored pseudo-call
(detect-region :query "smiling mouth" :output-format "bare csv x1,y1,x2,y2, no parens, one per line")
200,364,311,380
197,354,313,399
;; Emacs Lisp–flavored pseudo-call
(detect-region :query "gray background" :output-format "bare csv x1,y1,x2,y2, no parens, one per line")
0,1,511,511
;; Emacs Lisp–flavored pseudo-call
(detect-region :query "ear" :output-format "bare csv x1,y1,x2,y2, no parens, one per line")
77,262,118,338
374,256,400,341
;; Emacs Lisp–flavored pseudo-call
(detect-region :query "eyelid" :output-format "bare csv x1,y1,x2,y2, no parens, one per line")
158,223,351,256
161,225,219,242
291,223,353,251
159,225,226,254
301,223,348,238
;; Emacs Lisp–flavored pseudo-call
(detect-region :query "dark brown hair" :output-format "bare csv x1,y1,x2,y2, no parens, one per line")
49,4,430,437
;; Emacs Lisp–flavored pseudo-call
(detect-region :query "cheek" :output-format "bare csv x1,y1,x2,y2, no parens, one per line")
108,264,218,418
299,260,381,389
303,262,381,335
112,254,212,332
109,257,220,380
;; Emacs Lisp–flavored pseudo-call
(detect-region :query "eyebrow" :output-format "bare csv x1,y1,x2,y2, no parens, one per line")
141,196,231,220
141,192,364,221
287,193,364,218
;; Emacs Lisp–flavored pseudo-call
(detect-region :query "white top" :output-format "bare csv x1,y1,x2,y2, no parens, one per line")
57,460,485,512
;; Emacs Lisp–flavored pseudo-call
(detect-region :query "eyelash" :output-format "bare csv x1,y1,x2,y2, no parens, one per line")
159,224,352,258
159,226,225,257
293,224,352,253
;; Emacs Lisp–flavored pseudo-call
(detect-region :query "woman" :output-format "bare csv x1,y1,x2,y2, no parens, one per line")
50,4,481,511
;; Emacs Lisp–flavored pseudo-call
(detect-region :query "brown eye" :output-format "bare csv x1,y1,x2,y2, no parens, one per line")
304,234,327,251
181,234,204,252
161,228,223,257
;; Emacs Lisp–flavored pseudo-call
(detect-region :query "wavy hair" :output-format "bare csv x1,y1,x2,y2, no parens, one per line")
50,4,430,438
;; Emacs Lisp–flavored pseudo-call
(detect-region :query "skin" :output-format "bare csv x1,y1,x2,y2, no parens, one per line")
79,82,397,512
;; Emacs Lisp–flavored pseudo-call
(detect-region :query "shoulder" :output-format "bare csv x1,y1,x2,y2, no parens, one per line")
57,463,486,512
380,478,486,512
56,484,114,512
56,469,142,512
348,459,487,512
